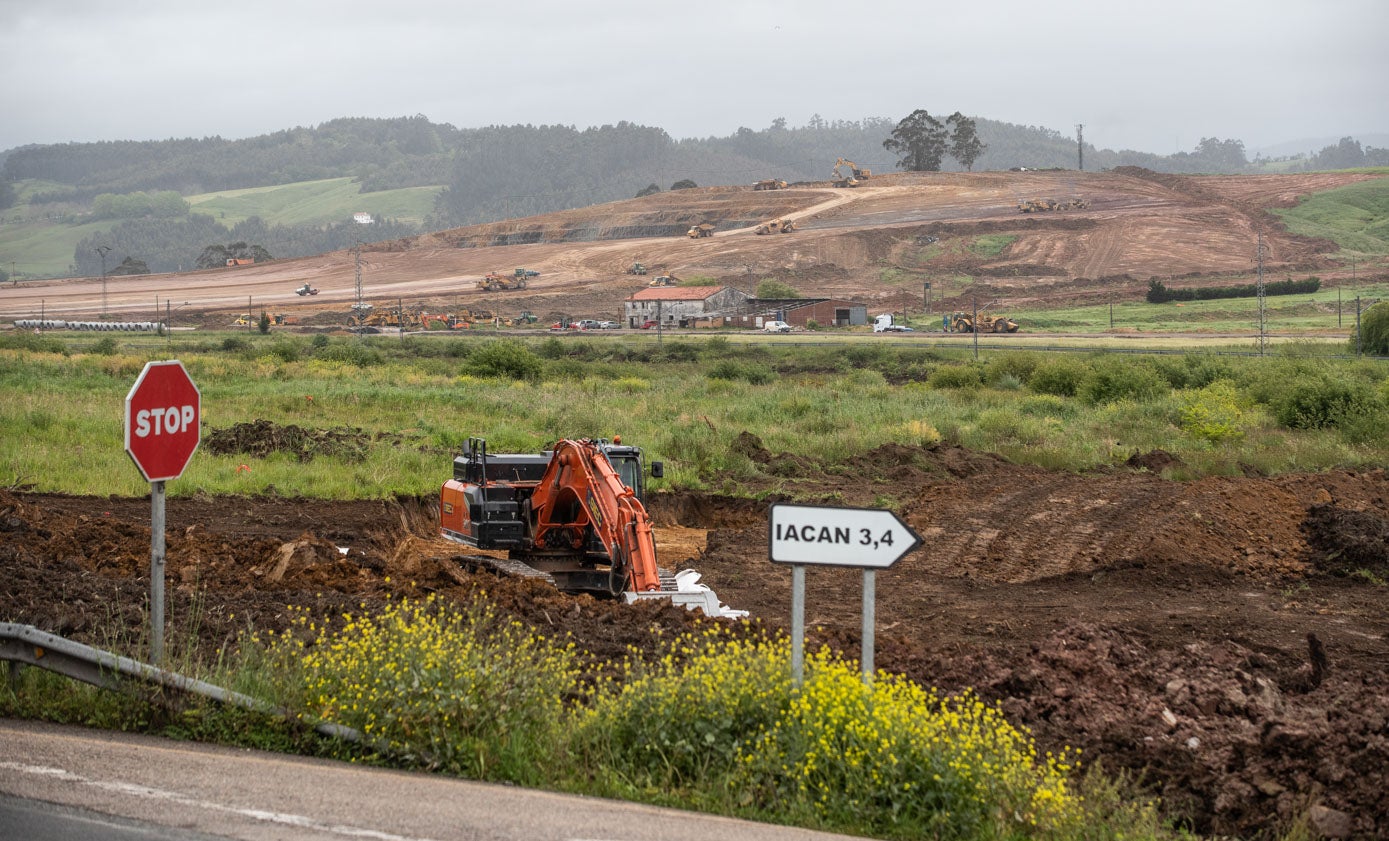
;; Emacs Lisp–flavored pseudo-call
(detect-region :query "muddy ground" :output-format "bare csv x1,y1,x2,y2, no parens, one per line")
3,434,1387,839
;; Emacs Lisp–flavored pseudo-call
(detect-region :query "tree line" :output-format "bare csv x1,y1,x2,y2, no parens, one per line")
1145,277,1321,303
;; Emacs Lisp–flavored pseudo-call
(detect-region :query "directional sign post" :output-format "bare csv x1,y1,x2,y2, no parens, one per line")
124,360,200,665
770,503,921,685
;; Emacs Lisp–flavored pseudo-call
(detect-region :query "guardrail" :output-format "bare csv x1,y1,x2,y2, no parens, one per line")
0,622,359,742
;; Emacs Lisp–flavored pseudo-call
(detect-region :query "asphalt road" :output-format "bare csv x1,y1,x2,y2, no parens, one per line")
1,719,864,841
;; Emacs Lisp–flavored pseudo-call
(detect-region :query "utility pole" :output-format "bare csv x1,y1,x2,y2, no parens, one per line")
1254,234,1268,355
1356,296,1362,357
354,242,365,306
972,296,979,360
1076,124,1084,172
96,245,112,317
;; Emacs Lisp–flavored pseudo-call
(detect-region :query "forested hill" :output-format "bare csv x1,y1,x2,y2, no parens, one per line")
2,113,1327,228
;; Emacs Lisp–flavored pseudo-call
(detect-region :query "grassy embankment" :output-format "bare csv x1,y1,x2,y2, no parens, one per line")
2,330,1387,499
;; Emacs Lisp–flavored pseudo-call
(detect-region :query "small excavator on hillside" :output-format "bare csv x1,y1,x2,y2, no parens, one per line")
440,437,743,617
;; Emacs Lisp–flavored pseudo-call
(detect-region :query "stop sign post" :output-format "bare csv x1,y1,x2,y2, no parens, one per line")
124,360,200,665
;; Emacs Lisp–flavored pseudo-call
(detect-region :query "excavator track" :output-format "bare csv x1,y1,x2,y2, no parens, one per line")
451,553,556,583
452,553,690,591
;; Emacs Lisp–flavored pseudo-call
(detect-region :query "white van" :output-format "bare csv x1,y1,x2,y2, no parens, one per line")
763,320,791,333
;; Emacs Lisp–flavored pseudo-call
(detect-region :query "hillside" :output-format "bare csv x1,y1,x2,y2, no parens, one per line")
4,167,1384,326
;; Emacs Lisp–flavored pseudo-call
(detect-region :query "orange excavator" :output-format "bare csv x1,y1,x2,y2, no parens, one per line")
440,437,742,616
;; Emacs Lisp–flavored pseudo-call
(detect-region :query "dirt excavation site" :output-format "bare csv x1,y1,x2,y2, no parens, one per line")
6,166,1384,324
4,167,1389,839
4,438,1389,839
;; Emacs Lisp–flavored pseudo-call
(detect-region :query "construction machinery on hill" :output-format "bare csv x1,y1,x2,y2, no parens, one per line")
626,262,649,276
352,309,421,331
753,218,797,235
950,312,1020,333
832,157,870,188
478,268,535,291
440,437,742,616
1018,197,1087,213
295,283,319,296
752,179,788,191
687,223,715,238
648,274,678,287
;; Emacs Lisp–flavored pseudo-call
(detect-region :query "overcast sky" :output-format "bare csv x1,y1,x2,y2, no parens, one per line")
3,0,1386,158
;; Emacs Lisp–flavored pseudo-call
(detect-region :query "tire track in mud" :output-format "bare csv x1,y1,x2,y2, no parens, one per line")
901,470,1179,584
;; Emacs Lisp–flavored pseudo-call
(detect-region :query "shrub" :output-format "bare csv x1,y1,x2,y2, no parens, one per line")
1077,358,1168,405
90,337,119,356
537,337,567,359
263,597,574,782
266,340,301,363
1028,357,1088,397
928,364,983,389
735,652,1082,838
221,336,251,353
1268,374,1382,430
1152,353,1236,389
1352,301,1389,356
1178,380,1248,443
470,340,542,381
314,340,383,367
708,360,776,385
310,334,330,349
986,352,1039,386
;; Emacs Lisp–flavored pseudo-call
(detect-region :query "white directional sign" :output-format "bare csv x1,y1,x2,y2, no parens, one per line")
769,503,922,568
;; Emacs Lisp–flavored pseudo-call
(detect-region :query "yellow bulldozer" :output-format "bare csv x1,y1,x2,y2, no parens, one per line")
950,312,1020,333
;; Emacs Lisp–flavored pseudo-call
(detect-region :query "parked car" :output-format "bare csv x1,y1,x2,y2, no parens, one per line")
598,321,620,329
575,319,601,330
641,320,660,329
763,320,792,333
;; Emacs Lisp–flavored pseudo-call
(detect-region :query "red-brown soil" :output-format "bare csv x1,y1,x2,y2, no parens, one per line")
4,437,1388,839
3,169,1383,327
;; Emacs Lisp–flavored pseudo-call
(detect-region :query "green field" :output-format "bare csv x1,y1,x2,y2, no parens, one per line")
0,177,443,278
185,178,442,227
1273,170,1389,255
3,330,1386,499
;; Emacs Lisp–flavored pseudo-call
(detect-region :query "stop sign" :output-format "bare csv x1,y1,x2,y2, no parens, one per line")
125,360,201,482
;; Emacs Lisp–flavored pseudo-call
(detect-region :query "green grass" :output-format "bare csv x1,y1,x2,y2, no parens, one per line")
1014,281,1389,334
1273,171,1389,255
0,214,117,280
3,333,1387,499
1,177,443,278
185,178,442,227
